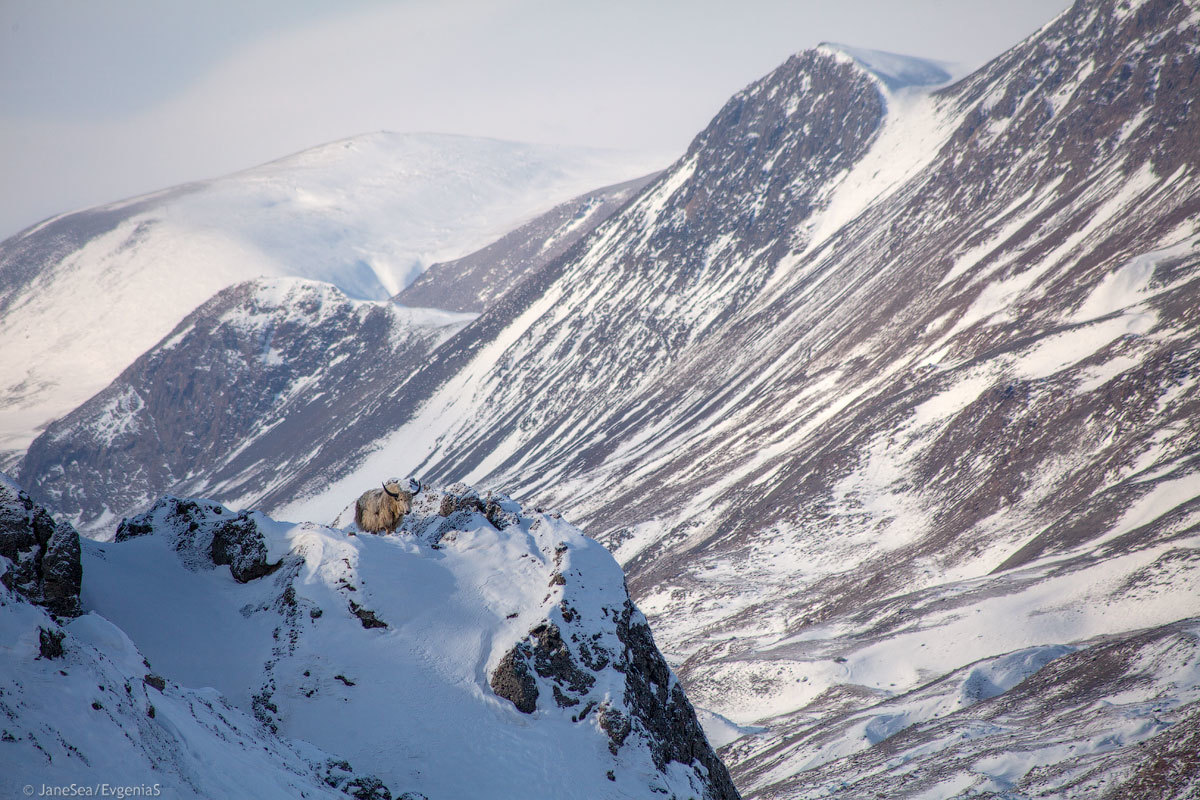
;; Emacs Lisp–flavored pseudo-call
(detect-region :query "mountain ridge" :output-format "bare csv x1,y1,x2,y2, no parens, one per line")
0,132,660,456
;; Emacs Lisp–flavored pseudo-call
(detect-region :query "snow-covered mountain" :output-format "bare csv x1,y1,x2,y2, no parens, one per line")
16,173,659,536
11,0,1200,795
0,132,660,458
1,473,738,799
20,278,474,534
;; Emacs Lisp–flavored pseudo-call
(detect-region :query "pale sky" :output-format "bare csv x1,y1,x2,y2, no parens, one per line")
0,0,1070,240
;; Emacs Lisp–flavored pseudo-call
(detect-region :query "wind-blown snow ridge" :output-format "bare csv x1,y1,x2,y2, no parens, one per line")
817,43,959,93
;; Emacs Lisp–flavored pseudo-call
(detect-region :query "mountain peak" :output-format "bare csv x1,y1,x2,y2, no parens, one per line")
816,42,959,93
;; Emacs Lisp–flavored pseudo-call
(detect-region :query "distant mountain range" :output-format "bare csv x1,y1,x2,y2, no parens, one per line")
4,0,1199,796
0,133,659,459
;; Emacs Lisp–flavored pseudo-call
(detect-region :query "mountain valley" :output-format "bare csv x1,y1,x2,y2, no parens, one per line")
3,0,1199,797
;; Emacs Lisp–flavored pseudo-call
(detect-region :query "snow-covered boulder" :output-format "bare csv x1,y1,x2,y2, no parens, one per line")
115,496,283,583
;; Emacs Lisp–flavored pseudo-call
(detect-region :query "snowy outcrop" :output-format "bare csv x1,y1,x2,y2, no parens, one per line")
0,476,387,800
12,483,738,800
0,472,81,617
115,497,282,584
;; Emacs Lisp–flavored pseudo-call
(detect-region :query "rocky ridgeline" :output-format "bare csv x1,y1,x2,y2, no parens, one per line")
115,496,280,583
86,481,739,800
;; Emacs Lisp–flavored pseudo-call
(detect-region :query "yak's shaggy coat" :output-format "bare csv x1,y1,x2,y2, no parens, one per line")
355,478,415,533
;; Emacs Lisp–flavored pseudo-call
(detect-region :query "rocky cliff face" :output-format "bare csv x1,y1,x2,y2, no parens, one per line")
19,279,473,535
0,473,81,617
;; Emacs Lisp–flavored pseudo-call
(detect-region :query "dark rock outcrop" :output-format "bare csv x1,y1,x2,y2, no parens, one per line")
489,582,738,799
38,626,65,659
490,648,539,714
116,496,281,581
210,511,279,583
0,474,82,616
491,606,739,800
613,601,738,799
348,599,388,630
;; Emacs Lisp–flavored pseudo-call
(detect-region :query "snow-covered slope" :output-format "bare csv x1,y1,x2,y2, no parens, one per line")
1,475,738,799
0,473,388,799
20,278,474,535
0,597,386,800
0,132,661,457
396,172,659,314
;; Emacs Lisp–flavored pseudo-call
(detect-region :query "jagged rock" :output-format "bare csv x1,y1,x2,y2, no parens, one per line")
598,704,631,755
484,494,520,530
38,626,65,659
528,622,595,697
491,621,598,715
490,590,739,797
348,599,387,630
486,583,738,799
210,512,279,583
117,496,280,581
613,600,738,799
0,474,82,616
490,647,539,714
345,777,391,800
322,759,393,800
439,485,485,517
113,516,154,542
